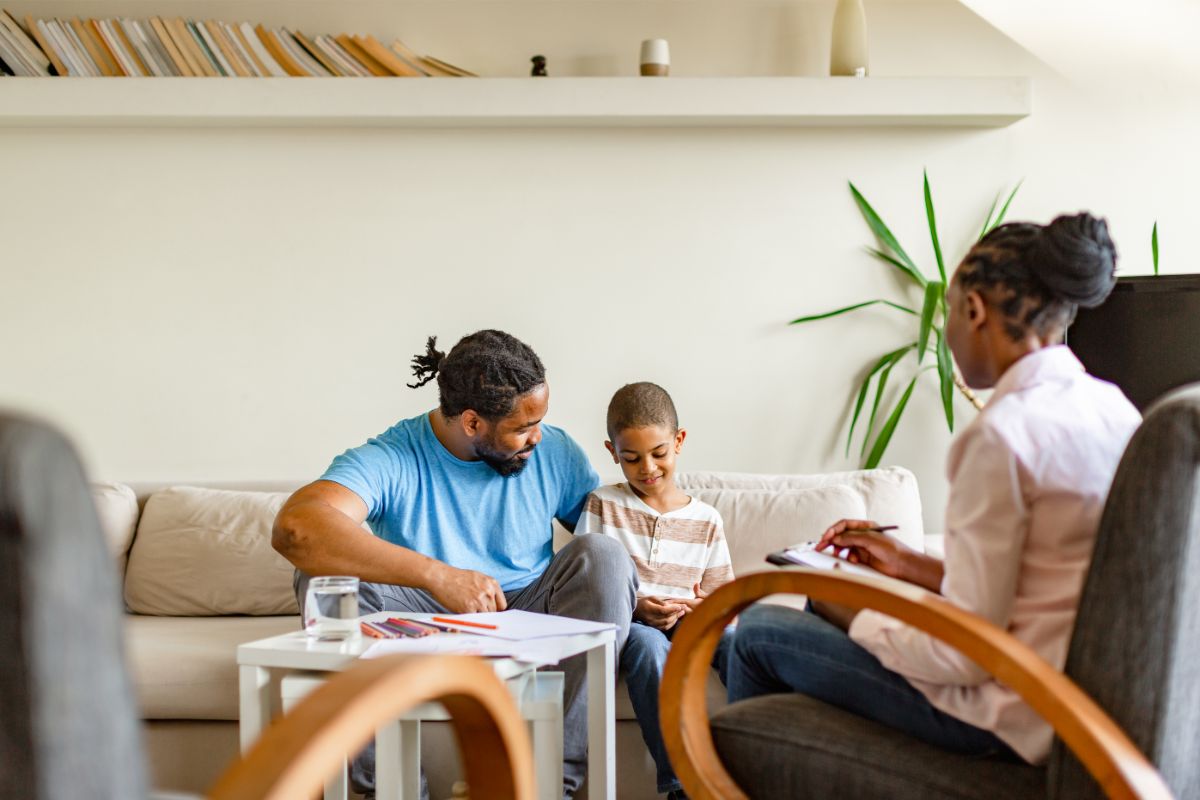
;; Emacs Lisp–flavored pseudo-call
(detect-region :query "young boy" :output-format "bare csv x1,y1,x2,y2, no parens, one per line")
575,382,734,800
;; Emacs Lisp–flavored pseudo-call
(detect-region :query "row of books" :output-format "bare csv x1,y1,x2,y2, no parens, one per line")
0,9,476,78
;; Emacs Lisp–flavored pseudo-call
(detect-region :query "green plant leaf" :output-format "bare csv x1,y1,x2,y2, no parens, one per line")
916,281,943,363
857,344,916,457
983,180,1023,236
936,329,955,432
846,344,915,457
1152,222,1159,276
866,247,928,288
864,374,920,469
790,299,917,325
924,171,946,284
849,182,922,278
979,191,1001,240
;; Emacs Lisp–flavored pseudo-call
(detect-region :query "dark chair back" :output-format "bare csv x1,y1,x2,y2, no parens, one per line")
0,414,148,800
1049,385,1200,799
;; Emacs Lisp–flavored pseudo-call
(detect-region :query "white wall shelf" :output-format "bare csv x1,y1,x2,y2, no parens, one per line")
0,76,1031,128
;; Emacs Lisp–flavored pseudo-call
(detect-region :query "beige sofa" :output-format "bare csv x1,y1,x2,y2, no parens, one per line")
94,468,926,799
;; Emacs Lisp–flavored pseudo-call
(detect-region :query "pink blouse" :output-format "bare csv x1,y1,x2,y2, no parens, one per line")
848,345,1141,763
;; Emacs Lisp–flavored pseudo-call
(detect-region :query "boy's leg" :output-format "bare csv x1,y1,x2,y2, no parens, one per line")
726,604,1016,757
294,571,447,799
505,534,638,798
620,621,680,795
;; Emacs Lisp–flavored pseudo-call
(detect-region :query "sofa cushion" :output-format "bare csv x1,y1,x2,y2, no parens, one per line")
711,694,1045,799
92,481,139,575
124,487,299,616
679,467,925,550
126,614,300,719
685,485,867,579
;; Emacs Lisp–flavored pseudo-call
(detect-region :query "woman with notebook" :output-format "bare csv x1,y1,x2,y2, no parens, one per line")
725,212,1141,766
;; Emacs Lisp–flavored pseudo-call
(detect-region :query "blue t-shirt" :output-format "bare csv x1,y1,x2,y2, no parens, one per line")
320,413,600,591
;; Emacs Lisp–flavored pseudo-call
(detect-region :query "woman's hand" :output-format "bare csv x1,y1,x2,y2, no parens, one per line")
635,595,688,631
817,519,944,592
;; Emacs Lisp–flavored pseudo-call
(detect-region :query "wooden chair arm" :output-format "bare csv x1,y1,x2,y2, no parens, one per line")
207,654,534,800
661,570,1173,800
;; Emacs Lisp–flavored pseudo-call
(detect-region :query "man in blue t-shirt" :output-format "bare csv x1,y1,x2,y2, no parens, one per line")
273,329,636,799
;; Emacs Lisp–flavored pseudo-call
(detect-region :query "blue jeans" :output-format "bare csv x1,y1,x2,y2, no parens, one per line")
621,620,733,795
726,604,1018,758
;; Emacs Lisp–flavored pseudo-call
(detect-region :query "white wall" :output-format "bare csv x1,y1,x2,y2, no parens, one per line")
2,0,1197,530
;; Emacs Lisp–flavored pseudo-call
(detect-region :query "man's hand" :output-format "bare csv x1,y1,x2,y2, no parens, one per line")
430,564,507,613
817,519,943,592
635,596,688,631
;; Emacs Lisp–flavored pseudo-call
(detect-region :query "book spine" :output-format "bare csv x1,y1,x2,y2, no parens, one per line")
226,22,264,76
186,19,225,76
317,35,368,77
206,20,251,77
355,34,422,77
291,29,342,77
150,17,193,77
95,19,140,76
239,22,284,77
82,18,123,75
275,28,328,76
28,18,71,76
110,19,151,76
335,33,389,77
165,18,207,76
256,24,305,76
123,19,169,77
65,19,105,76
47,20,90,76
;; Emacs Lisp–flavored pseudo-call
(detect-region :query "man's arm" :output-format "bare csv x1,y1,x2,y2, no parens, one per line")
273,480,506,612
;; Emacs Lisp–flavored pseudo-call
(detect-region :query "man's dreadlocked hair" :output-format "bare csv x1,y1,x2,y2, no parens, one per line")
606,382,679,440
408,330,546,421
957,212,1117,341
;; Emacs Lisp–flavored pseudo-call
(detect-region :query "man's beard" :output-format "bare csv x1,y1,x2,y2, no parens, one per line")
474,438,535,477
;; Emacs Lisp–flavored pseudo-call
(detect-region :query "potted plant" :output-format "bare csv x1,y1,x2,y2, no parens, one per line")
790,172,1019,467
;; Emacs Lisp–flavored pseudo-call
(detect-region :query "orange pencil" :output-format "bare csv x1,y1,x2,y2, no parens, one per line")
431,616,498,630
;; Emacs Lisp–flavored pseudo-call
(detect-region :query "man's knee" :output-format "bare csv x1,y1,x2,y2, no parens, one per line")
561,533,637,583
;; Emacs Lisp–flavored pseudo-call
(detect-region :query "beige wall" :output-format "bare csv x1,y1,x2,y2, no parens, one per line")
2,1,1196,531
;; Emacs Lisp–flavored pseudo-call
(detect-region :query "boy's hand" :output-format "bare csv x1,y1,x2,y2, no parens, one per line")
635,596,687,631
679,582,709,612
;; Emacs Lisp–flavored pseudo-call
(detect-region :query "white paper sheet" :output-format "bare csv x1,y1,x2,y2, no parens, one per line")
429,609,617,641
780,542,883,579
360,633,568,666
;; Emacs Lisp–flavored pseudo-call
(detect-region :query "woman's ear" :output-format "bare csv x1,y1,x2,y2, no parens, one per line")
966,290,988,330
604,440,618,463
674,428,687,453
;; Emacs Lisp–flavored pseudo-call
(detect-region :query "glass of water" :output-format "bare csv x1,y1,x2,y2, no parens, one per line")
304,576,361,640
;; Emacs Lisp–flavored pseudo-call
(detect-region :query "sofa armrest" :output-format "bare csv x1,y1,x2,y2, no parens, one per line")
660,571,1171,800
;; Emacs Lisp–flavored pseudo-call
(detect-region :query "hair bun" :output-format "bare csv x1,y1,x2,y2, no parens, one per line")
1031,212,1118,308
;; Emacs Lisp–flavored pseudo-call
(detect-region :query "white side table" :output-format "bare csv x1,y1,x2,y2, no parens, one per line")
238,611,616,800
280,669,563,800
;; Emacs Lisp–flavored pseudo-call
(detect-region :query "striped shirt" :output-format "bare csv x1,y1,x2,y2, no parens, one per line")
575,482,734,599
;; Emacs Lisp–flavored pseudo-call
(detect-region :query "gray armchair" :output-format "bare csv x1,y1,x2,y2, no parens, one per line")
0,413,534,800
662,385,1200,799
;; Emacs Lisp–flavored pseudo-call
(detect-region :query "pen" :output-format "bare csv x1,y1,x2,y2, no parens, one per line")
867,525,898,533
431,616,499,630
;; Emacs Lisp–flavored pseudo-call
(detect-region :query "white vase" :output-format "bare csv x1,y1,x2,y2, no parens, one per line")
830,0,869,76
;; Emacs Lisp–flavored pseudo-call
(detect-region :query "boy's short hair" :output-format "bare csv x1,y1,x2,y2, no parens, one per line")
606,382,679,439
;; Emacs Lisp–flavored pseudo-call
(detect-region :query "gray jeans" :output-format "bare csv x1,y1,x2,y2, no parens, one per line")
294,533,638,799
